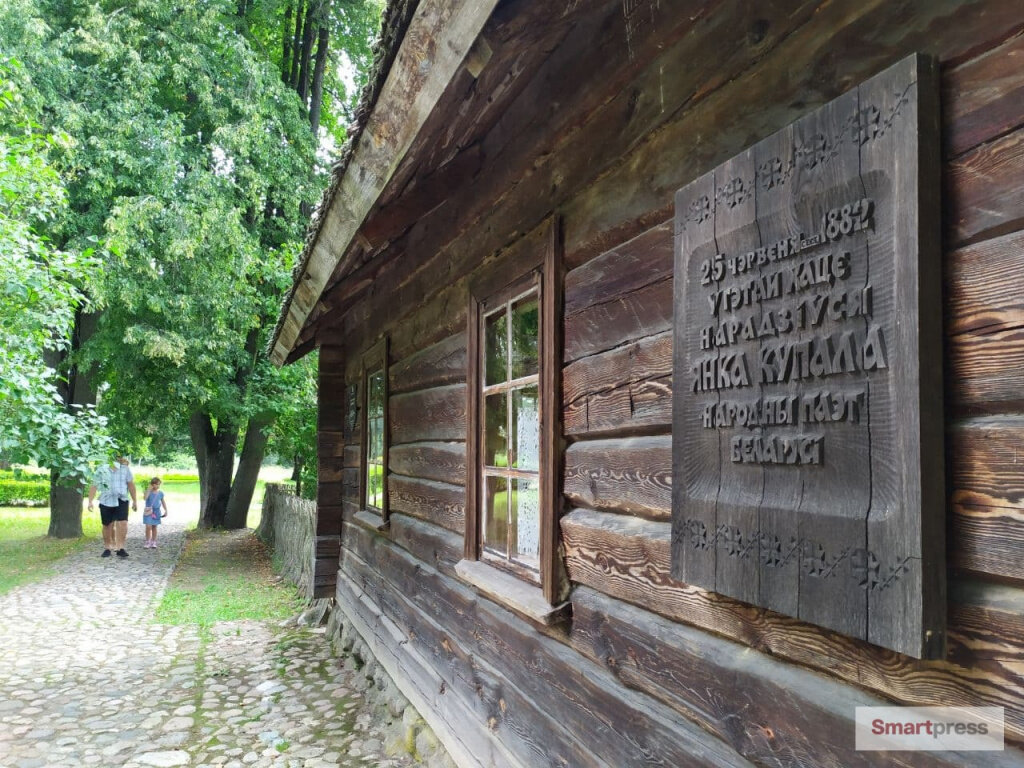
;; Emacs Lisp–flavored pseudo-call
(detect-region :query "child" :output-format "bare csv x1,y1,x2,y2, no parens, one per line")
142,477,168,548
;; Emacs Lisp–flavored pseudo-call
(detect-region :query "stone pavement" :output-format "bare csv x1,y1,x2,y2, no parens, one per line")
0,523,422,768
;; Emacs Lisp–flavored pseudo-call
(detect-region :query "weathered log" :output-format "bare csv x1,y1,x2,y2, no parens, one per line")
942,31,1024,158
560,507,1024,742
389,384,466,444
389,333,466,395
563,330,672,435
951,418,1024,509
569,586,1008,767
946,125,1024,246
563,277,672,363
564,436,671,518
387,474,464,533
946,229,1024,336
388,441,466,486
342,520,750,766
952,502,1024,581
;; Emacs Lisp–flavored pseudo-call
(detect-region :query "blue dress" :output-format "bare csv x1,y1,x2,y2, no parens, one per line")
143,490,164,525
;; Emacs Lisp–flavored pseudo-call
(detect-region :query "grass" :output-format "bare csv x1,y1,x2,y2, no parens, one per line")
0,507,104,595
154,528,303,627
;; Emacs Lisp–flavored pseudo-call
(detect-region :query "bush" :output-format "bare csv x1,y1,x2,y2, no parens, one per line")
0,468,48,481
159,472,200,483
0,479,49,506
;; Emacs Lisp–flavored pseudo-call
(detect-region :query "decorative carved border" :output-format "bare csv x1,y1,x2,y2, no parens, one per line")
673,518,914,592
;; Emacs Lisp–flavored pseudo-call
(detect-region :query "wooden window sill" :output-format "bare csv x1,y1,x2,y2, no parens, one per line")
455,559,568,626
353,509,388,533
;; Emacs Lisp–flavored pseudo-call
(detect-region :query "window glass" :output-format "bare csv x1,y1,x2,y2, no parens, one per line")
484,309,507,386
365,369,385,510
483,392,507,468
479,286,540,573
510,385,539,471
511,477,540,566
483,475,508,555
510,296,539,379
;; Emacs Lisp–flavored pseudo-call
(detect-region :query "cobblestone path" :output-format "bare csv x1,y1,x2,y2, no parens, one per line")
0,524,416,768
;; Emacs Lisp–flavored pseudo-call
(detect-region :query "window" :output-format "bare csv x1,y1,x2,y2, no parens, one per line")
461,220,566,618
482,287,541,575
365,369,386,511
360,339,389,523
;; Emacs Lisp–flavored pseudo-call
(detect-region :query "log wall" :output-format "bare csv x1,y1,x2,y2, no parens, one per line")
318,3,1024,765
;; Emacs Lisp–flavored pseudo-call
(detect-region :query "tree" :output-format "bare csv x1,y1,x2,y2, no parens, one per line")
241,0,383,144
2,0,381,529
0,56,114,536
61,0,323,528
267,352,318,499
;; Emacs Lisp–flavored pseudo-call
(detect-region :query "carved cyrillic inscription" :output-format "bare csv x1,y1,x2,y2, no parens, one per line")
671,55,944,659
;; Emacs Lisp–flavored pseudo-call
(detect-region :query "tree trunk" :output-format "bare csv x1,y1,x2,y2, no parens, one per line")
309,22,329,137
292,453,303,498
282,4,294,83
297,1,317,104
224,416,273,529
289,0,306,89
48,476,84,538
48,310,98,538
191,412,237,528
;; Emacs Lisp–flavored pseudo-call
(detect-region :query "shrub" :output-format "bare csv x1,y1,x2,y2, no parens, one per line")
158,472,200,483
0,468,48,481
0,479,49,506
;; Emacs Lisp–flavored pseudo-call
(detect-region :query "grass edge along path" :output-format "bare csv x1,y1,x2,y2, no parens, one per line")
0,507,104,595
153,528,304,628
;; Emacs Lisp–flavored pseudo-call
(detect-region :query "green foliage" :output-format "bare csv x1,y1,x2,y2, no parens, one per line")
0,479,49,506
240,0,384,146
267,351,317,499
0,468,48,480
158,472,201,484
0,54,114,482
52,1,323,454
0,0,380,508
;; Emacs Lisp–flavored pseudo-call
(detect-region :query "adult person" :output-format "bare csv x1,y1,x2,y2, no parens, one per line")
87,454,138,558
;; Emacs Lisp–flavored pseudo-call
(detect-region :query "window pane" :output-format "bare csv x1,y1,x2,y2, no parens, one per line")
511,477,540,567
366,369,385,510
510,385,539,471
368,370,384,420
510,295,539,379
484,309,507,386
483,475,508,556
483,393,507,468
367,461,384,509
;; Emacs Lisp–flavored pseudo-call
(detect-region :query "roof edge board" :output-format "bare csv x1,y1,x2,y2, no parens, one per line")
270,0,501,366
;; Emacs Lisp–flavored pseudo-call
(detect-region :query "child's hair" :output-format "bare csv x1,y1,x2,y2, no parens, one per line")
150,477,161,486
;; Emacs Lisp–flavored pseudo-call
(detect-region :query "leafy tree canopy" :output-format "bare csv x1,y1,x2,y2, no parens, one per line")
0,56,113,482
0,0,383,527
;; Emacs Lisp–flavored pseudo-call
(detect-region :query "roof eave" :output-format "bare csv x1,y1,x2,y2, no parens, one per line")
270,0,501,366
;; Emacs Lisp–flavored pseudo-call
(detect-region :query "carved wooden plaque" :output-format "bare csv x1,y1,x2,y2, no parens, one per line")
671,55,944,658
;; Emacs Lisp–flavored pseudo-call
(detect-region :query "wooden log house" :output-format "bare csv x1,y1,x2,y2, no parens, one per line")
271,1,1024,765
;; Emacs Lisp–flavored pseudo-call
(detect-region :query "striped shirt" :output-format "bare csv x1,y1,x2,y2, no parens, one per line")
92,464,134,507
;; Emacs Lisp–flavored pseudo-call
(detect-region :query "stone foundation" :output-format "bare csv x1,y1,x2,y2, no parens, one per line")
326,606,456,768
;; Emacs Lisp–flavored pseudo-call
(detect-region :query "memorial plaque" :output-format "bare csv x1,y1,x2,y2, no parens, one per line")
671,54,944,658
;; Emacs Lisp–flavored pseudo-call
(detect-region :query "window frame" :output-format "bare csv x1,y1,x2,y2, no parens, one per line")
478,276,543,583
464,220,564,608
358,337,390,526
